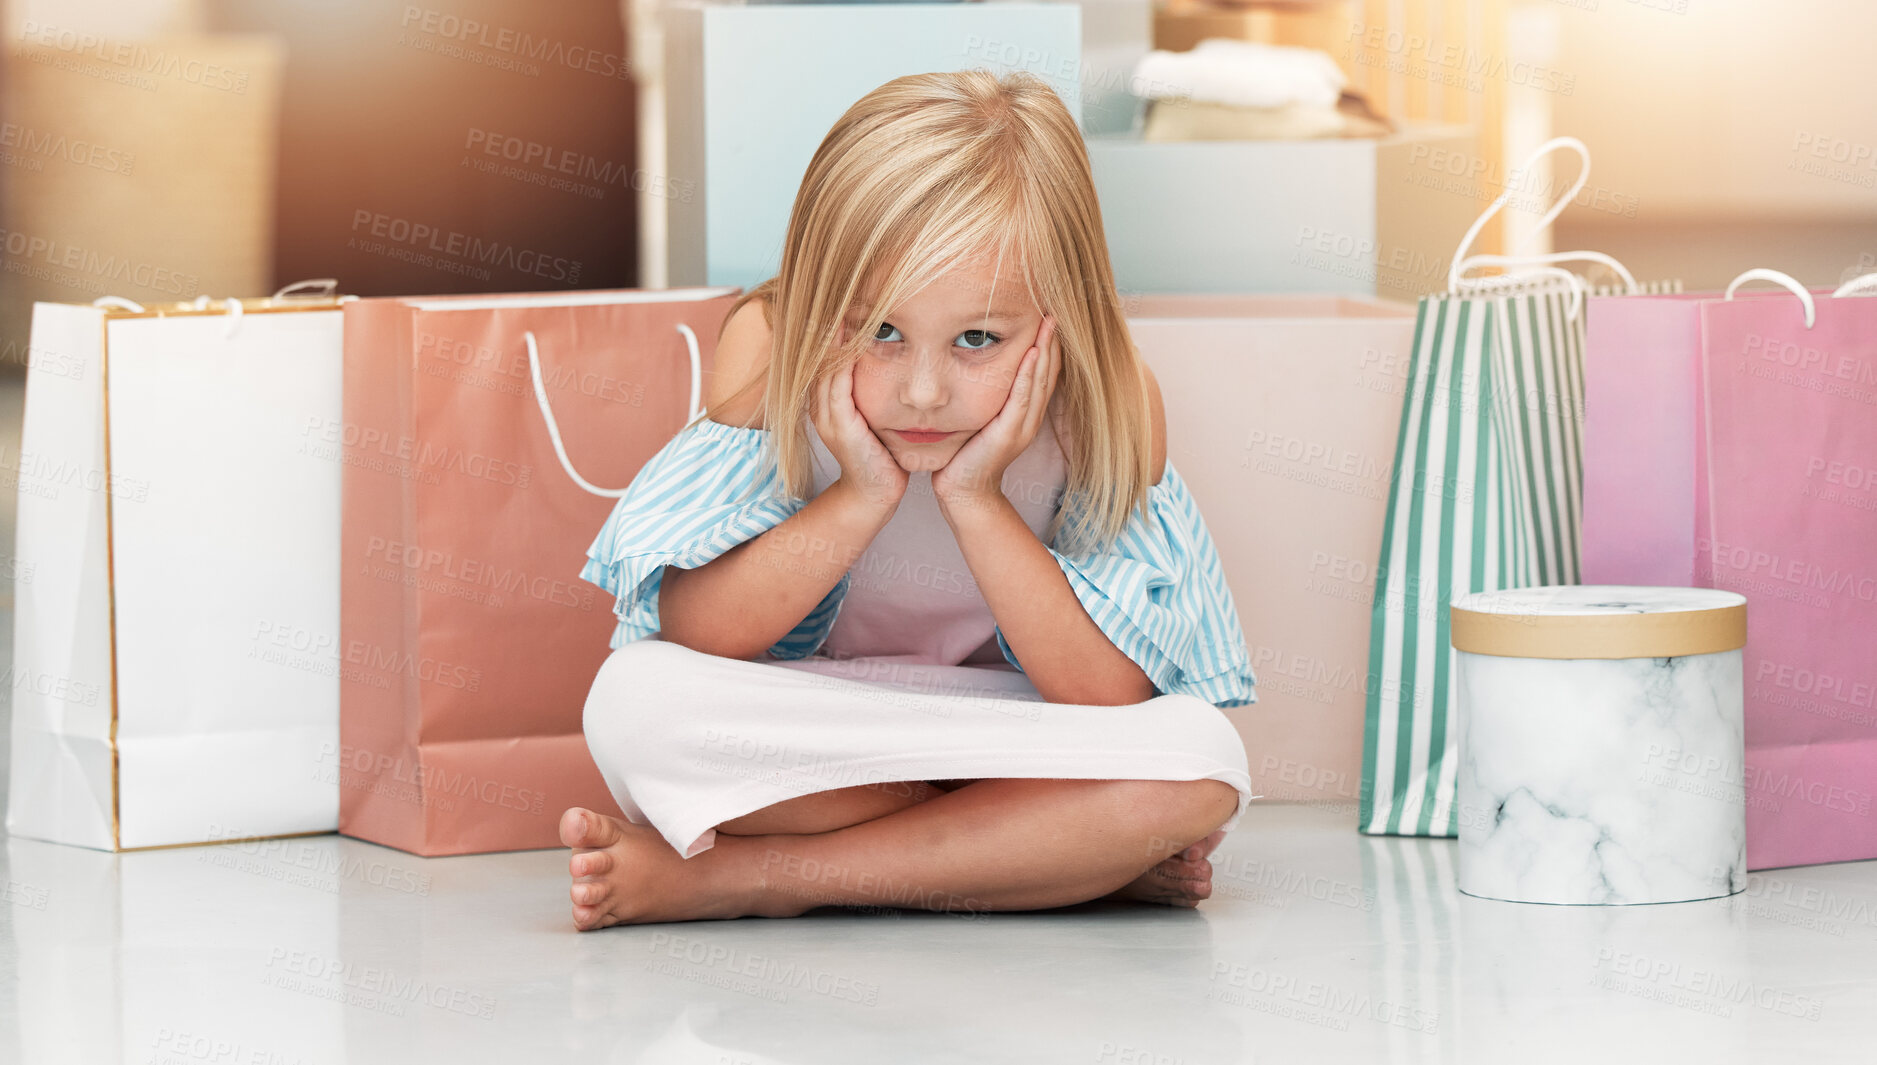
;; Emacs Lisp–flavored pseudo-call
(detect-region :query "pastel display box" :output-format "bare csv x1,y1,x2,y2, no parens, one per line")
1125,294,1418,807
1453,585,1749,906
1085,125,1481,300
663,0,1082,289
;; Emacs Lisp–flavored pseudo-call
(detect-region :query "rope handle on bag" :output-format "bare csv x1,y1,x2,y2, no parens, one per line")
1724,268,1817,329
1454,250,1639,297
1445,135,1640,318
1833,272,1877,298
272,279,339,299
90,278,350,333
526,324,706,498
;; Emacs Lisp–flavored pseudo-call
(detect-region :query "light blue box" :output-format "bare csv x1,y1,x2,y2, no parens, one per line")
665,1,1082,289
1088,125,1482,301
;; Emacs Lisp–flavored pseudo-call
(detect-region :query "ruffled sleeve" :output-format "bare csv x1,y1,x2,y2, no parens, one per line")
993,458,1258,708
578,417,848,658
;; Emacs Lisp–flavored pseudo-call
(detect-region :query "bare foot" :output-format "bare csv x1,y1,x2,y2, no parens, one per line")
560,807,761,929
1103,829,1227,908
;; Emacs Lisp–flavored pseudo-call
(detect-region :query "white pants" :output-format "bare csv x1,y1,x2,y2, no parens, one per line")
582,638,1255,858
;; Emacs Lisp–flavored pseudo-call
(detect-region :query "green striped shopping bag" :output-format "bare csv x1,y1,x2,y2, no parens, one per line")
1359,136,1682,837
1357,276,1678,836
1359,279,1587,837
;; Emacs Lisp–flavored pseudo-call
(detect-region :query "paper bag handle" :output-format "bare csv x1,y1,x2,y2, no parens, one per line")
272,279,339,299
91,293,243,335
1445,136,1639,316
1453,251,1639,294
1724,268,1817,329
526,325,705,498
189,295,245,336
1449,136,1589,290
90,281,349,328
1832,272,1877,298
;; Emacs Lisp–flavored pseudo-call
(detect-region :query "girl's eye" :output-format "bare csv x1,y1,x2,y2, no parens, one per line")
866,323,1002,352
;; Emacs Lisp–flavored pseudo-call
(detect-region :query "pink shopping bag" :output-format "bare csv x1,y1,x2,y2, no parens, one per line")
340,287,743,855
1583,281,1877,870
1126,294,1418,811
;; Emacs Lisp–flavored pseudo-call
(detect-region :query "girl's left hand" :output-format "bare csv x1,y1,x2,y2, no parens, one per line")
933,313,1060,507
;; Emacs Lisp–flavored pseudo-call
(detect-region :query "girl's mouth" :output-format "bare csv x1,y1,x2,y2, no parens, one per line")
893,429,955,443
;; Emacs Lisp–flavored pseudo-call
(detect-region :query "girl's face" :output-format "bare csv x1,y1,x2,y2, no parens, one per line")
841,254,1042,474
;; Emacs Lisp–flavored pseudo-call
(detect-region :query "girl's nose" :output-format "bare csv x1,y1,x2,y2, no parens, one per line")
902,347,948,408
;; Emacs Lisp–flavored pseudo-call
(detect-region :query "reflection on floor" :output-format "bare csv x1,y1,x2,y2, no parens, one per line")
3,801,1875,1063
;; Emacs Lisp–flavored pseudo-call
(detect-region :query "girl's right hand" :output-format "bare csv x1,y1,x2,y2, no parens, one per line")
811,356,907,513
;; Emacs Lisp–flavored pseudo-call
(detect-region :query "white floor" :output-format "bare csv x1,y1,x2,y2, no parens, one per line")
3,372,1876,1063
4,804,1877,1063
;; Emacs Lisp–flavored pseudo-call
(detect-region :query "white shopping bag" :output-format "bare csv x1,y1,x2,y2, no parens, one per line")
7,292,345,850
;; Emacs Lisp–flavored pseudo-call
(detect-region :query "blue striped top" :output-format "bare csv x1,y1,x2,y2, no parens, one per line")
579,417,1258,708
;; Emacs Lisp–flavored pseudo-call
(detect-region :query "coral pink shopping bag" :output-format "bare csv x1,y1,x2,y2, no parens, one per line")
1583,278,1877,870
340,288,741,855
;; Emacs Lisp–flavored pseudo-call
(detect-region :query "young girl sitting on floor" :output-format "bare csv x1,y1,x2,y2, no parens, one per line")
560,68,1258,929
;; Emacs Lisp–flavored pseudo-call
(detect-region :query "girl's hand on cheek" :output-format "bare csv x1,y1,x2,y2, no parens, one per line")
810,357,907,513
933,313,1059,508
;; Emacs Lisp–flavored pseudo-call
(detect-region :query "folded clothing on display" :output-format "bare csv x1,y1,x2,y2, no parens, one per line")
1132,38,1390,140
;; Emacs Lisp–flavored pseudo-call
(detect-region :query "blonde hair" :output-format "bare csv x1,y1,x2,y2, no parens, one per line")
702,68,1154,558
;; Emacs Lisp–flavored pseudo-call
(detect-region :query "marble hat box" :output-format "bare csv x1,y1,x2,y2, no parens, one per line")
1450,586,1749,906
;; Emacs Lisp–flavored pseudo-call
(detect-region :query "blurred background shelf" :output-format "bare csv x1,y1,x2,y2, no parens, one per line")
1,0,1875,371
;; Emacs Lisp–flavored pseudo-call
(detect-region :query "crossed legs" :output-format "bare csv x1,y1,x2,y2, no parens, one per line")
566,640,1245,929
559,775,1238,929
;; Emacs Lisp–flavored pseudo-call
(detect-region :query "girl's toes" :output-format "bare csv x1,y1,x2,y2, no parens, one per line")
560,806,628,850
570,849,615,878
